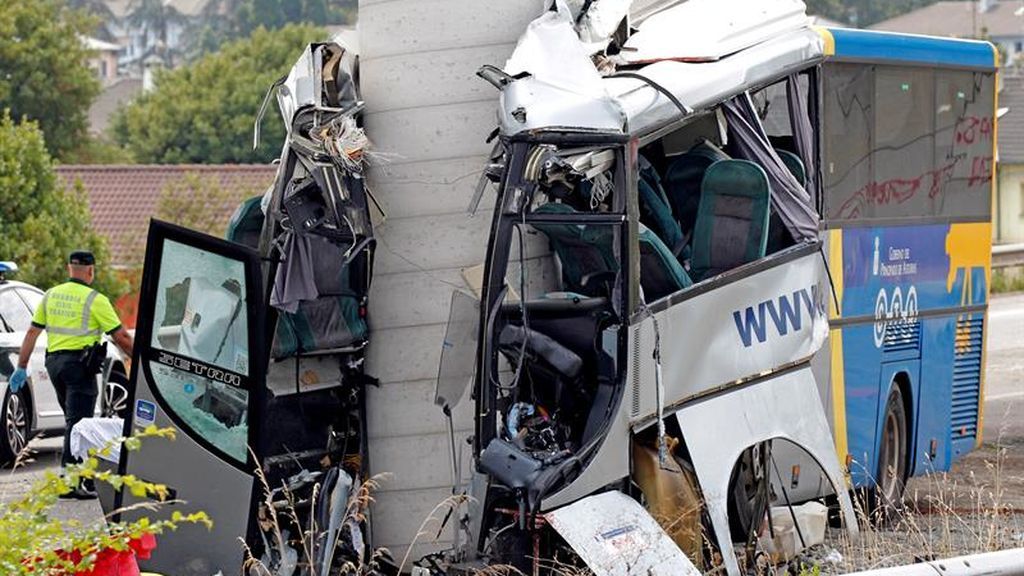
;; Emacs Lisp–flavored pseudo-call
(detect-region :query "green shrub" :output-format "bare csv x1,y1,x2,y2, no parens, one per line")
0,426,210,575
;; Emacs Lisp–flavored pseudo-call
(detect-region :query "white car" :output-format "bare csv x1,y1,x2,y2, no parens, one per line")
0,270,130,465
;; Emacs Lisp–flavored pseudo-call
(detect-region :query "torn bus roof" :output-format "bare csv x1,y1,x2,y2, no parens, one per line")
620,0,810,64
496,1,824,137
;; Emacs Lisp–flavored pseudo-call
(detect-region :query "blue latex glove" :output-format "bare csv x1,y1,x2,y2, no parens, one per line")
8,368,27,393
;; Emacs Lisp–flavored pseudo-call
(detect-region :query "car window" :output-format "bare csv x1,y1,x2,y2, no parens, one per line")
0,288,32,332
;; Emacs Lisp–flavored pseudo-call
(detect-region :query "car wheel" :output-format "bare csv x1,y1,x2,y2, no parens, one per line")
102,368,130,419
874,385,908,518
1,388,30,467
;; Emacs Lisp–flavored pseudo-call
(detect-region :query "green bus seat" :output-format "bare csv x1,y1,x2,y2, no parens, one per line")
533,203,691,302
664,142,730,240
225,195,368,359
532,202,618,297
691,160,771,281
775,149,806,186
638,158,685,256
638,224,693,301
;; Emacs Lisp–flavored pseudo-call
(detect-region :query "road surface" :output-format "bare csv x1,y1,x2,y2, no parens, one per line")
981,292,1024,444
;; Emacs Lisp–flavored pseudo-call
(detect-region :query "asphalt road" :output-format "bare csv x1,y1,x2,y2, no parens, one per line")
982,292,1024,444
0,435,105,525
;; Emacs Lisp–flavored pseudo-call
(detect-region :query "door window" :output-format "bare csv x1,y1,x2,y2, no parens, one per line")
0,288,33,332
148,239,251,464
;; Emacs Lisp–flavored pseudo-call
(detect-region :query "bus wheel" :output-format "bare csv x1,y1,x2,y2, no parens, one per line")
875,385,908,518
728,442,770,543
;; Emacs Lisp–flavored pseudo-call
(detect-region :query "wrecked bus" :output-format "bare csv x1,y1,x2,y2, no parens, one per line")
447,2,996,575
108,40,381,576
105,1,996,575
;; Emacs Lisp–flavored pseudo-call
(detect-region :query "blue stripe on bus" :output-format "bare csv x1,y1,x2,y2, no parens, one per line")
827,28,996,69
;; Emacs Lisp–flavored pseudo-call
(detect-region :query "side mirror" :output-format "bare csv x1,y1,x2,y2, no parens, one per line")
434,291,481,410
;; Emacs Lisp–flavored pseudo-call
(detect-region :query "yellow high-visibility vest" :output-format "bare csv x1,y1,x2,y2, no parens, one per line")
31,279,121,352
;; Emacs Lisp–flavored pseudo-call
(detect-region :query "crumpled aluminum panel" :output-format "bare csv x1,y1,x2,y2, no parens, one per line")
497,3,824,137
545,491,701,576
673,366,858,576
621,0,810,63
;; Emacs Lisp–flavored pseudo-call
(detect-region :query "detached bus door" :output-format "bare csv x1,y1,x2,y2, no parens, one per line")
117,220,266,576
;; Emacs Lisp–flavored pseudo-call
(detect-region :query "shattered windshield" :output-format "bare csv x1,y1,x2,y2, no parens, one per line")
149,239,250,463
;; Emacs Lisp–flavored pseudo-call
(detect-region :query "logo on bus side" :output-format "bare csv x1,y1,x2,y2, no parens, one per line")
733,286,826,348
156,351,243,388
873,285,918,348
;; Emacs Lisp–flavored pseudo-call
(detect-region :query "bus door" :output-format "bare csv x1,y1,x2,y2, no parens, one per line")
116,220,265,576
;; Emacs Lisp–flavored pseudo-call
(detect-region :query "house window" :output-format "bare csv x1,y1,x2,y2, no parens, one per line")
100,60,108,79
1016,41,1023,53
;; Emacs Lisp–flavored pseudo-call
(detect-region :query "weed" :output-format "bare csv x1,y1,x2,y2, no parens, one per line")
0,426,210,575
991,267,1024,294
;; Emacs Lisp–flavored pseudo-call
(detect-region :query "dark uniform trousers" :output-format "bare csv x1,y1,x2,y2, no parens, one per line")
45,351,97,467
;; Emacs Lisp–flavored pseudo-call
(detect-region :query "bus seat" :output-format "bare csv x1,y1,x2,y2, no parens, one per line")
638,170,686,257
664,142,731,239
532,202,618,296
691,160,771,281
766,150,804,254
775,149,806,186
532,203,691,302
639,223,693,302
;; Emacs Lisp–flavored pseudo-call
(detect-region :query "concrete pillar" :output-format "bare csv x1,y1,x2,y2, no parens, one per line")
358,0,545,561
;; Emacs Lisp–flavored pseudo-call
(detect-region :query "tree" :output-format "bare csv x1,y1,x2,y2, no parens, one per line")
192,0,354,55
805,0,942,27
805,0,846,21
0,1,100,159
112,23,326,164
0,113,125,298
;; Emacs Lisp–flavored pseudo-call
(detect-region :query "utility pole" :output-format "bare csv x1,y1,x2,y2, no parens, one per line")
974,0,978,38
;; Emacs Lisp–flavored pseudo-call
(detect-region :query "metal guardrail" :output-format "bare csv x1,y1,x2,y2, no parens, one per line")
840,548,1024,575
993,243,1024,269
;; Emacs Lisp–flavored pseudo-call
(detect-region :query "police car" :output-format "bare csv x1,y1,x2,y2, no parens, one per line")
0,262,130,465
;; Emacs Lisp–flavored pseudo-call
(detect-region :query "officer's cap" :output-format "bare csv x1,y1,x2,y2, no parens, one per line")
68,250,95,266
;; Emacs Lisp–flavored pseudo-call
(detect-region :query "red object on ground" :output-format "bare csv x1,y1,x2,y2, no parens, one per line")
53,534,157,576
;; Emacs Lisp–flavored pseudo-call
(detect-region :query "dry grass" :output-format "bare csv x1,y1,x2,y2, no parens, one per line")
818,436,1024,573
242,448,394,576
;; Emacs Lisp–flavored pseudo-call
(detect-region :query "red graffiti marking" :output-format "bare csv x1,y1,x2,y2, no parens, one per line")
968,155,993,188
837,161,956,219
954,116,994,147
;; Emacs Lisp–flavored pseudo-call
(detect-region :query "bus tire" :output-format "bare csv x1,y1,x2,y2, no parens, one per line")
874,384,908,517
727,442,770,543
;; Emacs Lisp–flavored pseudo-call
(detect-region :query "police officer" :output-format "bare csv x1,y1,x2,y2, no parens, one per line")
8,251,133,498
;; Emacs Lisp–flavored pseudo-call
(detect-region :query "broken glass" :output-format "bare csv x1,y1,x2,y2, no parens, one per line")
149,239,250,464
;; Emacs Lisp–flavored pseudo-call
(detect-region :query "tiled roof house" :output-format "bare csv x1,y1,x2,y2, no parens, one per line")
56,164,277,266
